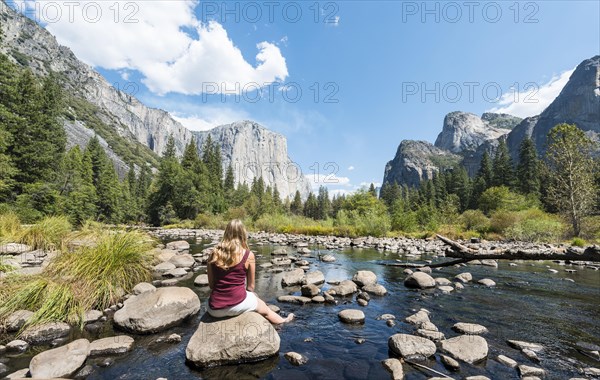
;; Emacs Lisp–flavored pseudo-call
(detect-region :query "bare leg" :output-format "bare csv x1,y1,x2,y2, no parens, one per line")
255,297,294,324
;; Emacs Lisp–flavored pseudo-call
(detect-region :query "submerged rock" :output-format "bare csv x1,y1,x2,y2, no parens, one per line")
388,334,436,360
29,338,90,378
496,354,517,368
454,273,473,283
452,322,488,335
277,295,312,304
114,287,201,333
477,278,496,287
441,354,460,370
284,351,308,366
381,358,404,379
186,312,280,367
518,364,546,377
89,336,134,356
507,340,544,352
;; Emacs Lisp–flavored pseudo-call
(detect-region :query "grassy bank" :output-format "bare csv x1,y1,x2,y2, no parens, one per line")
0,214,156,330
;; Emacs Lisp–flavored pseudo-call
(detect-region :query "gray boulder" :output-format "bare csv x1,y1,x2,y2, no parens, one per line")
21,322,71,344
352,271,378,287
388,334,437,360
132,282,156,295
281,268,305,286
404,272,436,289
194,274,209,286
89,335,134,356
169,254,195,268
440,335,489,363
186,312,280,367
114,287,201,333
302,270,325,285
338,309,365,324
362,284,387,296
166,240,190,251
5,310,34,332
328,280,358,296
29,338,90,378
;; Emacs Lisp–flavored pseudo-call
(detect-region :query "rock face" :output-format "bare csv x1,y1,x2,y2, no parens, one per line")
434,112,512,153
382,140,461,188
186,312,280,368
29,338,90,378
0,6,311,197
114,287,201,333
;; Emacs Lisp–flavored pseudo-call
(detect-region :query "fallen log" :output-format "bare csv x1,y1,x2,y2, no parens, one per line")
436,234,600,263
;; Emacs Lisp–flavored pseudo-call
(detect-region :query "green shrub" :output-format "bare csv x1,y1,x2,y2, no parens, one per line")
489,210,520,234
478,186,535,215
502,209,564,242
571,237,586,247
0,211,21,243
194,213,227,229
459,210,490,233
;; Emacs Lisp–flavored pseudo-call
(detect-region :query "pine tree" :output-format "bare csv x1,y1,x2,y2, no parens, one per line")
59,146,97,223
148,136,182,225
224,164,235,206
331,194,345,218
303,192,319,219
492,138,515,188
470,151,493,209
368,183,377,197
316,186,331,220
516,137,540,197
290,190,303,215
272,184,282,211
448,166,471,212
181,137,200,171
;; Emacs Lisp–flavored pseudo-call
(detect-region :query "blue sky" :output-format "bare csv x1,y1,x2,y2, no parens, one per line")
15,0,600,195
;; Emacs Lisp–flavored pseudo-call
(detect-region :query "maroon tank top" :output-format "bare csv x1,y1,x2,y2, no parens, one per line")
208,250,250,310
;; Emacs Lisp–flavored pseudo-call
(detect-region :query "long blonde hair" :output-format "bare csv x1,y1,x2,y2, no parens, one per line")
209,219,249,269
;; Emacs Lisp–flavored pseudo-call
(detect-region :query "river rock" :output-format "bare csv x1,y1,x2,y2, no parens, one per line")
302,270,325,285
352,271,378,287
378,314,396,321
388,334,437,360
381,358,404,379
284,351,308,366
194,274,209,286
84,310,103,324
584,367,600,376
321,254,336,262
440,335,488,363
268,304,280,313
277,295,312,304
507,340,544,352
5,339,28,353
153,262,176,274
3,368,29,379
165,267,188,277
434,278,452,286
169,254,195,268
404,272,436,289
157,249,177,262
453,322,488,335
338,309,365,324
186,312,280,367
281,268,305,286
132,282,156,295
497,354,517,368
166,240,190,251
21,322,71,344
29,338,90,378
455,273,473,283
272,248,287,255
518,365,546,377
416,266,431,273
405,310,430,325
5,310,34,332
89,335,134,356
438,285,454,293
454,282,465,290
522,348,540,363
362,284,387,296
441,354,460,370
312,296,325,303
301,284,320,297
416,329,445,342
420,321,438,331
114,287,201,333
478,278,496,287
481,260,498,267
329,280,358,296
272,257,292,266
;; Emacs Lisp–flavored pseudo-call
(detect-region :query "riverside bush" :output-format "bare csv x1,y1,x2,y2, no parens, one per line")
459,210,490,233
18,215,71,251
478,186,536,215
500,209,564,242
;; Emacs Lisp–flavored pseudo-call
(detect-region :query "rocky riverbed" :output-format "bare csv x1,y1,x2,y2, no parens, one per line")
1,228,599,379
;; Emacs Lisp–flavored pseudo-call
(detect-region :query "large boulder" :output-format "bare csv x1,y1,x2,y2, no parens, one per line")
440,335,489,363
281,268,305,286
302,271,325,285
186,312,280,367
166,240,190,251
169,254,195,268
352,271,378,287
388,334,437,360
21,322,71,344
29,338,90,378
114,287,201,333
404,272,436,289
328,280,358,296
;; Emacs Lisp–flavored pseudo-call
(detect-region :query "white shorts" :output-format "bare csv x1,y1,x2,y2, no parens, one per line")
207,291,259,318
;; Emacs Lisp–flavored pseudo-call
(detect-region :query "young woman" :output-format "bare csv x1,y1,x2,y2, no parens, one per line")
207,219,294,324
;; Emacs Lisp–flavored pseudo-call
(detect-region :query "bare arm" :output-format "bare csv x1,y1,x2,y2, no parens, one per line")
246,251,256,292
207,262,214,290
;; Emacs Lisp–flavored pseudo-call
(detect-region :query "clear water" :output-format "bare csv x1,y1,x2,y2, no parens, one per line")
3,239,599,380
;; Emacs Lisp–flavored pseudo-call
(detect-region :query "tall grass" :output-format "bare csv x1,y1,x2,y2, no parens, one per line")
0,211,22,243
0,230,155,330
18,215,71,251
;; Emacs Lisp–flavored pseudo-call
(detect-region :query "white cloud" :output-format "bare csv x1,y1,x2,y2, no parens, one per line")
347,165,355,171
305,174,351,191
487,68,575,118
31,1,287,95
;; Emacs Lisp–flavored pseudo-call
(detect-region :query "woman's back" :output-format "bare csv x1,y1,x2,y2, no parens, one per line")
208,249,249,310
